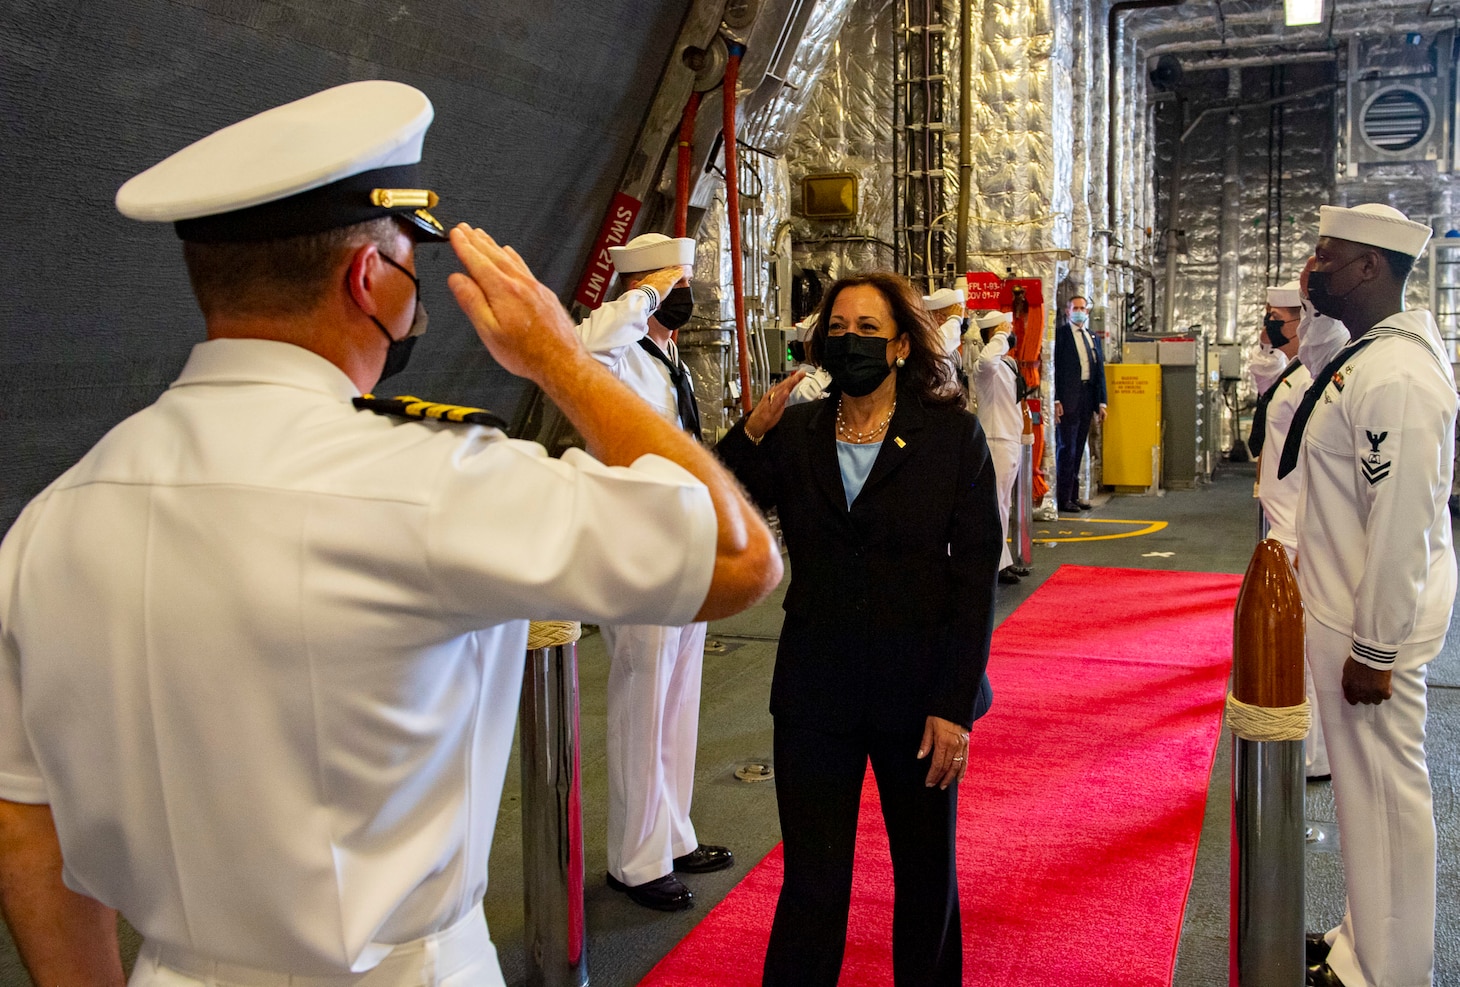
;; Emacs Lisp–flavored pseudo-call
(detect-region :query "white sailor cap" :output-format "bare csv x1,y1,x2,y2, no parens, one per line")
1266,281,1301,308
115,80,446,243
794,313,819,342
974,311,1013,330
1318,204,1432,258
610,233,696,275
922,287,966,310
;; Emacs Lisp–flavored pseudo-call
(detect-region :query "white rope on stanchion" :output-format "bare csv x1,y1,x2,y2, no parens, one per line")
1225,693,1310,742
527,620,581,651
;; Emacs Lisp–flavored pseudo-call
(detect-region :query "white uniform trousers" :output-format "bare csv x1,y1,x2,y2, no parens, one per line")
988,437,1020,571
129,908,503,987
1307,617,1440,987
603,620,707,886
1285,547,1330,778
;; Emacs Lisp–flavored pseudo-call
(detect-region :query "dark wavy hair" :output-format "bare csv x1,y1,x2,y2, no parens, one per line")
806,271,963,408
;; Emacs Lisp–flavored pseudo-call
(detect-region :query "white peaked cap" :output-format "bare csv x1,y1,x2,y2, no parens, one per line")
609,233,696,275
115,81,445,242
1318,203,1432,258
794,313,818,341
922,287,966,310
1266,281,1302,308
974,311,1013,330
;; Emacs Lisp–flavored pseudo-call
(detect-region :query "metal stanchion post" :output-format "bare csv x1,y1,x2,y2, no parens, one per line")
1010,404,1035,567
1228,540,1308,986
521,621,589,987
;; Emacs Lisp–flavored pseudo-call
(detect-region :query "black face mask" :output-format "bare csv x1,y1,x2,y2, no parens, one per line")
372,253,429,383
653,286,695,332
1264,316,1292,347
1306,256,1365,320
822,333,894,397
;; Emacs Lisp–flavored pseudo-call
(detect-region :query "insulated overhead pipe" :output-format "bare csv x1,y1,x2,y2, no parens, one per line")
1106,0,1181,232
722,37,753,414
1228,540,1308,987
954,0,973,274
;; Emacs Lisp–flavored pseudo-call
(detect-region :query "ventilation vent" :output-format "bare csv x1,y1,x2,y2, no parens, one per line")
1360,86,1434,152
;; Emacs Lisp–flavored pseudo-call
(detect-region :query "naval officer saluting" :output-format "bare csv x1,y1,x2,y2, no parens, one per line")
0,81,779,985
1278,204,1455,987
574,233,737,911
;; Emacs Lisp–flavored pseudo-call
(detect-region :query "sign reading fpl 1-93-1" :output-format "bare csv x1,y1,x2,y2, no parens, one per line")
574,192,643,310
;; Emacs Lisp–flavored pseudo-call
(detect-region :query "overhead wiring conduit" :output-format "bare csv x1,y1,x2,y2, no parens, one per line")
722,37,754,414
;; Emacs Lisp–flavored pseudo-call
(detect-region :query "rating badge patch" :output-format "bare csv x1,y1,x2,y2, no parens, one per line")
1362,430,1391,485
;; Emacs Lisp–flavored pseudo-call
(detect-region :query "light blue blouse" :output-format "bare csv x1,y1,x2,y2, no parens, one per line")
836,439,883,508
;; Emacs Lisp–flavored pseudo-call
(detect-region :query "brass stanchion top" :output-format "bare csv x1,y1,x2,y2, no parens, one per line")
1231,539,1305,708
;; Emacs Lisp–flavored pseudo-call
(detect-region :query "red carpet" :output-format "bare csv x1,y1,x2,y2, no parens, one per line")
640,565,1240,987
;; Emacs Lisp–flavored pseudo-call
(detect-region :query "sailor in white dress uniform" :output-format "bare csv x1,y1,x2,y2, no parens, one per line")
1282,204,1455,987
970,311,1024,584
574,233,735,911
1249,280,1327,778
0,83,780,985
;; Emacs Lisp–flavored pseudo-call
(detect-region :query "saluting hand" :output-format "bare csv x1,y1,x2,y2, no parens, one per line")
1342,656,1392,705
918,715,970,789
744,370,807,443
447,224,582,383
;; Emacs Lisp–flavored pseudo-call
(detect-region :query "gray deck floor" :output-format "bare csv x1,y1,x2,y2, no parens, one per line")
2,460,1456,985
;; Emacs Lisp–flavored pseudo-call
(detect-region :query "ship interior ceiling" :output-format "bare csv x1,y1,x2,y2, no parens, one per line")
5,0,1460,982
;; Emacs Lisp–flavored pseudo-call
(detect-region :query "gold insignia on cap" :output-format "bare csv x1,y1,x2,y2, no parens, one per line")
414,208,445,233
370,188,440,209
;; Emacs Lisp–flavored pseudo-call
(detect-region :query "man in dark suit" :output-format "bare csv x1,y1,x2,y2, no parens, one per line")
1053,295,1107,512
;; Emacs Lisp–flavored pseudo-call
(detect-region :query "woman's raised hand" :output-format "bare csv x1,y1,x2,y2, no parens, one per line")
744,370,808,443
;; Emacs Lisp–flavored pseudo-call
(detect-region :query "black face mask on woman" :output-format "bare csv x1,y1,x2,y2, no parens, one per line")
822,333,894,397
653,285,695,331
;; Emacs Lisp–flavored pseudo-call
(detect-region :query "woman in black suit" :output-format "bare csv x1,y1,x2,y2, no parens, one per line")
716,271,1002,986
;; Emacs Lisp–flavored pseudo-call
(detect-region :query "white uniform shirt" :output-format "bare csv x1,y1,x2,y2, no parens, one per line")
576,288,683,427
1297,302,1350,377
786,364,832,406
1256,356,1311,553
1249,343,1289,395
1294,309,1458,669
938,315,963,356
0,339,716,974
971,331,1023,444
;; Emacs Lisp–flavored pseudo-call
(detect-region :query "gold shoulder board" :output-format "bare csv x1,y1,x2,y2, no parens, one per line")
353,394,507,430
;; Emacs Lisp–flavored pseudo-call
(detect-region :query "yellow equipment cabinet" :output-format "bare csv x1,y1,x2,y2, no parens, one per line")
1103,363,1163,489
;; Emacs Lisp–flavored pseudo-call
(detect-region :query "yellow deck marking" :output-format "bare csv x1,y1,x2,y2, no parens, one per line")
1032,518,1168,544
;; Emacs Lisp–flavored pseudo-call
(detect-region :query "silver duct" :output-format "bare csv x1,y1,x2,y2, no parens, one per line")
1215,69,1242,348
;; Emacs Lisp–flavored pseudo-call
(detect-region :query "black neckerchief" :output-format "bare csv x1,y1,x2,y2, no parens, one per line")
636,336,702,442
1247,356,1304,458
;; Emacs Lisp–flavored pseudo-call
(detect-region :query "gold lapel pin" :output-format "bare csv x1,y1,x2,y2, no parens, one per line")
894,436,906,448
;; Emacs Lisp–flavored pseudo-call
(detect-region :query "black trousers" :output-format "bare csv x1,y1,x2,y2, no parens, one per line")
1055,385,1096,505
762,721,962,987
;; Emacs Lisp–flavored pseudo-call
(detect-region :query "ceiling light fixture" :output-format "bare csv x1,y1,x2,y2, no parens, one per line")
1284,0,1323,26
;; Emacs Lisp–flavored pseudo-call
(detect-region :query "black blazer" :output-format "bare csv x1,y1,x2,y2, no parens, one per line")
715,386,1002,733
1054,321,1107,414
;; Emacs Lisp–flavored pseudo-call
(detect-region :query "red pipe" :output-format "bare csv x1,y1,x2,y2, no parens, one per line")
674,91,702,239
723,42,752,414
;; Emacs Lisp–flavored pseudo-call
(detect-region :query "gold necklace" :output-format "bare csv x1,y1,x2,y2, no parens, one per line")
836,397,896,443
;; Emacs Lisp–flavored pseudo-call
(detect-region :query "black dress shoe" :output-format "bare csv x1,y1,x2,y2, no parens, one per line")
998,567,1022,584
1010,565,1032,577
606,872,694,911
1073,500,1093,511
1306,960,1346,986
1306,932,1332,966
1058,501,1082,513
673,844,734,873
